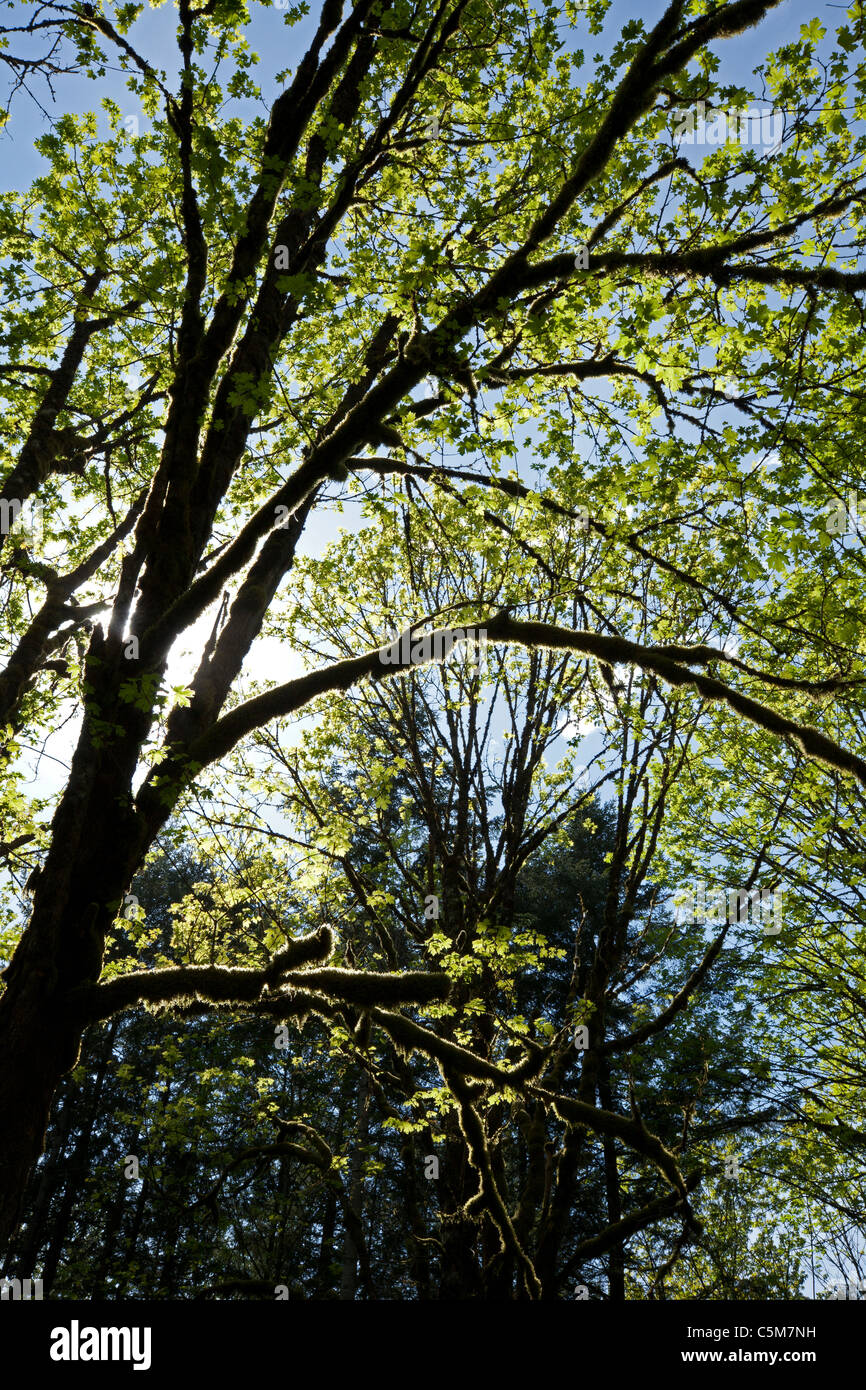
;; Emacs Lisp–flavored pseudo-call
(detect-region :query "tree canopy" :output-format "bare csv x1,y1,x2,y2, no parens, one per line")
1,0,865,1301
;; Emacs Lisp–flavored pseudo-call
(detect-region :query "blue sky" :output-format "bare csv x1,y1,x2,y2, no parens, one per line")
0,0,826,193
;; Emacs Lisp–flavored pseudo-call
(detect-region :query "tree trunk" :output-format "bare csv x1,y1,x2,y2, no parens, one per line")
0,684,167,1252
3,1075,74,1279
122,1176,150,1283
599,1069,625,1300
339,1070,369,1301
314,1184,338,1298
437,1122,483,1299
39,1024,119,1294
0,980,80,1254
86,1177,129,1299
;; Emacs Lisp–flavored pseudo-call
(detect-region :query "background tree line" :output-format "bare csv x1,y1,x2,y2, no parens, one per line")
4,635,863,1298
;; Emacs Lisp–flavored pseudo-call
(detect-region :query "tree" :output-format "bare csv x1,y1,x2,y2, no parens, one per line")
2,0,866,1293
